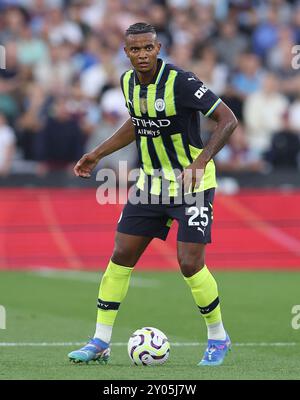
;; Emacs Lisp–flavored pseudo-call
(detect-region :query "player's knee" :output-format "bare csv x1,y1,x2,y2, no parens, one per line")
179,262,200,277
111,247,137,267
178,255,205,278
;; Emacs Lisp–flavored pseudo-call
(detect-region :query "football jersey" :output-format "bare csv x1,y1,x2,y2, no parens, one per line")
120,59,221,196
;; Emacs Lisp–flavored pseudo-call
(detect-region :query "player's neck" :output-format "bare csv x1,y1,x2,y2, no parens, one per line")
136,59,159,85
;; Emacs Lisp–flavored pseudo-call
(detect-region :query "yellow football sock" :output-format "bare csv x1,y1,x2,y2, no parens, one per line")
96,260,133,326
183,265,222,325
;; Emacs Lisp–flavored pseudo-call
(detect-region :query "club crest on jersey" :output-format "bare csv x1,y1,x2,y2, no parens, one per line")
140,97,148,114
155,98,165,112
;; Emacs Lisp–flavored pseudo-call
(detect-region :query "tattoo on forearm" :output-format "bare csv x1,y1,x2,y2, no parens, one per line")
202,120,236,163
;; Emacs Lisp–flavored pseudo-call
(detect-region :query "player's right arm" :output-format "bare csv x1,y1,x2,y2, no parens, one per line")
74,117,135,178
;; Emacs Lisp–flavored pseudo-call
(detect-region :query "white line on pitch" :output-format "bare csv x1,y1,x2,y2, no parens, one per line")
30,268,160,288
0,342,298,347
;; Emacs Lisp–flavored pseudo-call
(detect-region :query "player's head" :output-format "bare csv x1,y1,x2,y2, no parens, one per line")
124,22,161,73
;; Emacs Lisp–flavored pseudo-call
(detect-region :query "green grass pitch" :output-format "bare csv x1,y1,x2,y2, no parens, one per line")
0,269,299,380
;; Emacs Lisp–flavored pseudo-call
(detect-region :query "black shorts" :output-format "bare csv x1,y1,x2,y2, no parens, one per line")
117,188,215,244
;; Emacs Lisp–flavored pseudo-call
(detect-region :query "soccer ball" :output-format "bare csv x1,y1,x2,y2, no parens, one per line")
128,327,170,366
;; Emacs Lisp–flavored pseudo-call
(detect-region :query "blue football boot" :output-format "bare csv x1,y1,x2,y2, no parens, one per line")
68,338,110,365
198,333,231,366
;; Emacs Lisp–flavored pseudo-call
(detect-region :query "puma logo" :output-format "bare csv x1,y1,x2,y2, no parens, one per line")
197,227,205,235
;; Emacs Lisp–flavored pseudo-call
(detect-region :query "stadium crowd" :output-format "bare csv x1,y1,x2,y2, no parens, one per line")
0,0,300,178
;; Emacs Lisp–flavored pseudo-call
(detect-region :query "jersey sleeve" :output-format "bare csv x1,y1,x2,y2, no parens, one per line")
120,72,125,92
119,73,127,109
176,71,222,117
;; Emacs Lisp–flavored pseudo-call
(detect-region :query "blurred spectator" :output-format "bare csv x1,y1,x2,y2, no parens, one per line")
168,42,194,70
252,6,280,59
288,95,300,133
149,3,173,50
45,7,83,47
192,4,217,42
17,82,48,160
169,7,195,46
214,20,249,69
0,6,28,42
36,97,84,175
98,0,137,33
294,5,300,43
243,73,288,153
100,85,129,123
230,52,264,98
33,42,75,95
265,111,300,169
79,46,117,99
66,80,100,136
87,110,137,169
80,0,106,30
266,26,296,72
0,112,16,177
73,33,104,74
0,41,21,124
215,123,265,173
86,77,137,181
272,41,300,98
222,52,263,121
191,46,228,96
17,23,48,67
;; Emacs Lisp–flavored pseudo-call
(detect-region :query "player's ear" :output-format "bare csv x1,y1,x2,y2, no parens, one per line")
124,46,129,58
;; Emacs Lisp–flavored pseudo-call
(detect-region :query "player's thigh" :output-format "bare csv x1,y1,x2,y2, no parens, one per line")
177,241,206,277
116,200,170,265
169,189,215,245
169,189,214,276
111,232,152,267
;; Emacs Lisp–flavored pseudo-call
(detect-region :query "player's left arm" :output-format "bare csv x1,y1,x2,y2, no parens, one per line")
195,101,238,167
177,73,238,190
181,102,237,191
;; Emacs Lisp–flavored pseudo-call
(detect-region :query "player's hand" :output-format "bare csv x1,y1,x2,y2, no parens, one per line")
178,161,205,193
74,152,100,178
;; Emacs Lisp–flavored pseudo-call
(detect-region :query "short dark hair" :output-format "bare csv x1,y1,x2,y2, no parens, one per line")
125,22,156,37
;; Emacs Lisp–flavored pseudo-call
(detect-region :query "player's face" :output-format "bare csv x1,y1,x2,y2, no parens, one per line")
124,33,161,73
